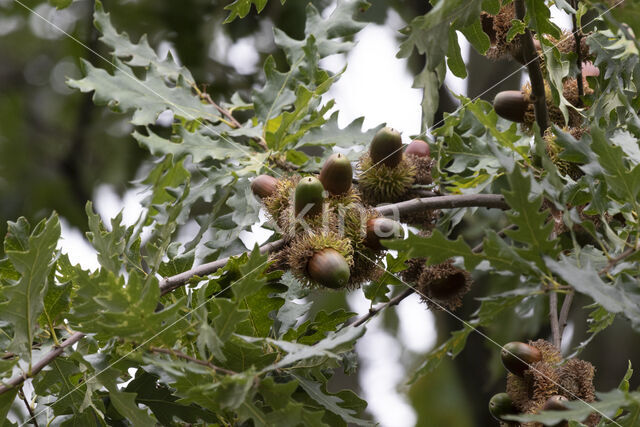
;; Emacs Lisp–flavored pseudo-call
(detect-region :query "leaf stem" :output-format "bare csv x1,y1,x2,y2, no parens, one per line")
148,347,236,375
571,0,585,104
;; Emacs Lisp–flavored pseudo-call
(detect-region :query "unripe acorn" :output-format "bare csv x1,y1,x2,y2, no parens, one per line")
319,153,352,195
294,176,324,217
370,126,403,168
488,392,518,422
364,217,404,250
501,341,543,377
493,91,528,123
251,174,278,199
405,139,430,158
307,248,350,289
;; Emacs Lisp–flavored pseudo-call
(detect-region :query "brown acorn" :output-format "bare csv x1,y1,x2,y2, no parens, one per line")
582,62,600,78
364,217,404,250
307,248,351,289
251,174,278,199
488,392,518,422
493,91,529,123
543,395,569,411
405,139,430,158
294,176,324,217
370,126,403,168
501,341,543,377
319,153,353,196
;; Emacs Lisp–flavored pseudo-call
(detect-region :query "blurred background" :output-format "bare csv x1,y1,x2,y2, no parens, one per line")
0,0,638,425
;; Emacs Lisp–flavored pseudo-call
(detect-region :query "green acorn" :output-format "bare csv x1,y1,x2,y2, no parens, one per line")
501,341,543,377
370,127,403,168
488,393,518,422
405,139,430,158
493,91,528,123
364,217,404,250
307,248,351,289
251,174,279,199
294,176,324,217
319,153,353,196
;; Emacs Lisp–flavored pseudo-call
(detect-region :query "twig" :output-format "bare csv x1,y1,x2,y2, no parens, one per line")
515,0,550,133
149,347,236,375
599,244,640,275
351,288,415,327
0,332,85,395
558,290,575,338
376,194,508,217
471,223,518,253
549,291,561,349
571,0,584,104
200,91,269,151
18,386,39,427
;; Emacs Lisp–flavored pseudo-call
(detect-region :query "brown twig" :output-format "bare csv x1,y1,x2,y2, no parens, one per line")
571,0,584,104
515,0,550,133
18,386,39,427
149,347,236,375
351,288,415,327
200,91,269,151
376,194,508,217
558,290,575,338
549,290,561,349
599,244,640,275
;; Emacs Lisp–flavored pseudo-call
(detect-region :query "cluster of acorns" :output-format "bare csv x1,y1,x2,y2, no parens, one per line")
483,3,599,178
250,127,473,309
489,340,599,426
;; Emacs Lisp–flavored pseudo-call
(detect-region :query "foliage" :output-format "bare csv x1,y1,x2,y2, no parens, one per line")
1,0,640,425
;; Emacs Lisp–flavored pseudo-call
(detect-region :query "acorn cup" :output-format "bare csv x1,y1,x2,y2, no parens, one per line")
493,90,529,123
319,153,353,196
251,174,278,199
405,139,430,158
488,392,518,422
363,217,404,250
370,126,403,168
294,176,324,217
307,248,351,289
501,341,543,377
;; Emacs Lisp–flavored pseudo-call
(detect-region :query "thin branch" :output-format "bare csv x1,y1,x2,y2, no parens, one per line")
571,0,584,103
471,223,518,253
376,194,508,217
549,290,561,349
0,192,511,395
0,332,85,395
599,244,640,275
149,347,236,375
351,288,415,327
200,91,269,151
515,0,550,133
18,386,39,427
558,290,575,337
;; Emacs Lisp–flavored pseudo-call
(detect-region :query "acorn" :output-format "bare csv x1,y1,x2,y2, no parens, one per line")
364,217,404,250
251,174,278,199
493,91,528,123
582,62,600,78
294,176,324,217
501,341,543,377
488,392,518,422
405,139,430,158
307,248,350,289
370,127,403,168
319,153,353,196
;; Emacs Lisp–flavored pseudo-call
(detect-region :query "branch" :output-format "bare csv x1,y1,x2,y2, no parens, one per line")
18,386,38,427
0,331,85,395
558,290,575,338
149,347,236,375
599,244,640,275
351,288,414,327
549,291,561,349
515,0,550,133
571,0,584,103
0,192,510,395
376,194,508,217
